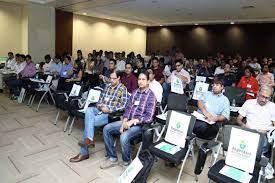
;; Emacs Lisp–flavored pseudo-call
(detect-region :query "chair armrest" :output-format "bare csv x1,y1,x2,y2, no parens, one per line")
186,134,196,141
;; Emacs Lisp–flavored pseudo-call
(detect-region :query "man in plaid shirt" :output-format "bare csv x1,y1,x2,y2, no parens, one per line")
70,71,128,162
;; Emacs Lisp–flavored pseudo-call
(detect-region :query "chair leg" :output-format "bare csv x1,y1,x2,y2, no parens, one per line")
136,142,143,157
49,90,55,105
191,144,198,181
54,110,60,125
68,117,76,135
176,147,191,183
27,95,33,106
64,116,71,132
30,94,36,107
36,91,48,112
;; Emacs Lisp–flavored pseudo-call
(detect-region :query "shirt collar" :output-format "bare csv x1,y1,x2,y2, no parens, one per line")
137,87,150,94
212,91,223,97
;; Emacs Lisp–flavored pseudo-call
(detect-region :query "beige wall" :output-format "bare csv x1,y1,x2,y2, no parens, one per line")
73,14,146,58
0,2,23,56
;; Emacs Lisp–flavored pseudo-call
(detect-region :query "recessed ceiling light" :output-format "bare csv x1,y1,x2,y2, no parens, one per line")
152,0,158,3
194,23,199,25
230,21,235,24
82,12,87,15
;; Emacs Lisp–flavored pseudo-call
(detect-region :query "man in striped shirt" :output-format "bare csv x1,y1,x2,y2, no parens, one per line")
100,70,157,169
70,71,129,162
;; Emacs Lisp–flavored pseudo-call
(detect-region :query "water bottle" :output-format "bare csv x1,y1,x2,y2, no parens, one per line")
35,73,38,79
232,99,236,107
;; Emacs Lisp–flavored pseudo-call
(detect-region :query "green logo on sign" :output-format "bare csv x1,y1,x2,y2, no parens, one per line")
239,140,246,149
176,122,181,129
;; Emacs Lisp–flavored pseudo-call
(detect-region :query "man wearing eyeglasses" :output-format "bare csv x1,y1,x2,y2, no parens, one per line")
69,70,128,162
237,85,275,157
162,59,190,105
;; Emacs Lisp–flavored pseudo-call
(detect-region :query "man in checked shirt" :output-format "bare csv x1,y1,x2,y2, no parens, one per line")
70,71,129,162
100,70,157,169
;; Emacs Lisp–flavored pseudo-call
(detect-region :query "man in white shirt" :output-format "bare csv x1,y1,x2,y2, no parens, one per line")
237,85,275,156
116,53,125,71
214,60,225,76
148,69,163,103
249,57,261,75
162,59,190,104
42,54,52,73
5,52,16,69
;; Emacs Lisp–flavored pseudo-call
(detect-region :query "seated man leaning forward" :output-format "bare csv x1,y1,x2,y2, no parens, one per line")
100,70,157,169
193,77,230,139
237,85,275,157
69,71,128,162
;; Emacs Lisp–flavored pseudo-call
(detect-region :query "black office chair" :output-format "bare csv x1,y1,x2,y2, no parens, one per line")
149,110,197,183
207,125,268,183
224,86,246,106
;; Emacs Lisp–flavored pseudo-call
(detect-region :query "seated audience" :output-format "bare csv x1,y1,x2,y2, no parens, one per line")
49,56,62,76
121,63,138,93
100,59,116,83
5,52,16,69
235,60,247,84
162,59,190,104
148,69,163,103
57,56,73,91
42,54,52,73
116,52,126,71
94,54,104,75
84,53,94,74
237,86,275,157
69,71,128,162
256,64,274,87
214,60,225,75
75,49,85,65
133,58,145,78
249,57,261,75
7,55,36,99
217,63,236,87
237,66,259,100
100,71,156,169
151,57,164,84
193,77,230,139
197,59,213,77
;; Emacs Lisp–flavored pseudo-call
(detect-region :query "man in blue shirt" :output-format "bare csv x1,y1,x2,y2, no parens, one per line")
59,56,73,78
49,56,62,76
193,77,230,139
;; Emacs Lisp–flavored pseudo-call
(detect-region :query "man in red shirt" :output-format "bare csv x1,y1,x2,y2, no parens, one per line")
237,66,259,100
151,57,164,84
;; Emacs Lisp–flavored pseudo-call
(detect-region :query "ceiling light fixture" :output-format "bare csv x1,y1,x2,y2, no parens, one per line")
160,24,163,26
230,21,235,24
194,23,199,25
82,12,87,15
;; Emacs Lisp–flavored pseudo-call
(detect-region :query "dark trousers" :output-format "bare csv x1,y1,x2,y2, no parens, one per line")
193,120,219,140
7,78,24,96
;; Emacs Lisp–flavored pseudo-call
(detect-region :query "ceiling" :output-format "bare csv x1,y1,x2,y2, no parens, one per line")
4,0,275,26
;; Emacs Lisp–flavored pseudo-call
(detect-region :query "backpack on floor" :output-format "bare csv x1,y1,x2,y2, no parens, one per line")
132,150,155,183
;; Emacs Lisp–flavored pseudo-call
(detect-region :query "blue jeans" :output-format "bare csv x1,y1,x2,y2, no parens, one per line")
162,82,171,105
103,121,142,163
80,107,108,155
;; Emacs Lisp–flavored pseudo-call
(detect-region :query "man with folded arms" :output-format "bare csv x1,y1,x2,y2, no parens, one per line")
193,77,230,139
237,85,275,157
100,71,156,169
69,71,128,162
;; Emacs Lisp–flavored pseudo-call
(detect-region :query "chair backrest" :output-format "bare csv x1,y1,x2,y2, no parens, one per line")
83,88,101,111
224,86,246,106
223,125,264,161
167,93,189,112
166,110,196,138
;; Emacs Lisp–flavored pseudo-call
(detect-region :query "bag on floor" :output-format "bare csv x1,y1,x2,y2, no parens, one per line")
132,150,155,183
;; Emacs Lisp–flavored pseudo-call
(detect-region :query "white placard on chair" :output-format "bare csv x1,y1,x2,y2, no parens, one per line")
195,76,206,82
82,89,101,112
164,111,191,148
119,157,143,183
171,77,184,94
225,127,260,173
192,82,209,100
69,84,81,97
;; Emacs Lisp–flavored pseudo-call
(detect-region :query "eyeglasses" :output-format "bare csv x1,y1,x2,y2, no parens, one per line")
258,94,271,101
